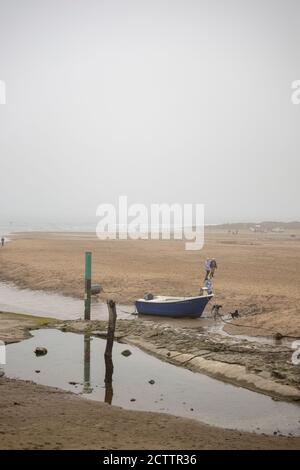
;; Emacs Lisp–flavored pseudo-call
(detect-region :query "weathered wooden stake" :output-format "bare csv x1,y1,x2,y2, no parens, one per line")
84,251,92,320
104,299,117,404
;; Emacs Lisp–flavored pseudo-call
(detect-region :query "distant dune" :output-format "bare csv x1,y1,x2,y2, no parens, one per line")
209,221,300,230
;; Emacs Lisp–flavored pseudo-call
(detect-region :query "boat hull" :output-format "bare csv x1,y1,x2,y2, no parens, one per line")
135,295,213,318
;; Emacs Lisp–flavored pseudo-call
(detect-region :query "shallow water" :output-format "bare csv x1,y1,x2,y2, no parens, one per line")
0,282,134,320
4,329,300,436
206,321,295,346
0,281,296,347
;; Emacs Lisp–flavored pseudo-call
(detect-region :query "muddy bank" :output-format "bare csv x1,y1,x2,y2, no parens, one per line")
1,312,300,450
0,311,55,344
2,377,300,450
59,319,300,402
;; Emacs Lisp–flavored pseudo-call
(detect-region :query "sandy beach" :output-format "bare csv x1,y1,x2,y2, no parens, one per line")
2,0,300,455
3,376,300,450
0,229,299,336
1,230,300,450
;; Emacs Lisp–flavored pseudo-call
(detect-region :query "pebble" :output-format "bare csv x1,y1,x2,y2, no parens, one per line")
34,347,47,356
121,349,132,357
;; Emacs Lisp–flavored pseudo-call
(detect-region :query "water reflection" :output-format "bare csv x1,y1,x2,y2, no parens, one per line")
5,329,300,436
104,355,114,405
82,334,114,403
83,335,92,394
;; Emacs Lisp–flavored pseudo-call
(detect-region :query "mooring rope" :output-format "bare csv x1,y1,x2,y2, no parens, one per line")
216,313,299,340
117,308,137,316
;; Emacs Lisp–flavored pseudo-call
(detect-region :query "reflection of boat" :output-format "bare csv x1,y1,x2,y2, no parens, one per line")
135,294,213,318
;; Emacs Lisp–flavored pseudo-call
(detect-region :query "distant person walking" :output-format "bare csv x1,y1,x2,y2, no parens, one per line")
210,258,218,277
1,237,4,247
204,258,211,280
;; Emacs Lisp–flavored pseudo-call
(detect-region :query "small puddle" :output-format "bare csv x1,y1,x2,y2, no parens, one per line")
3,329,300,436
0,282,133,320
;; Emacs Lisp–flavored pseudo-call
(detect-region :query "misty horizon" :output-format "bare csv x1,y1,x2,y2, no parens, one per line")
0,0,299,224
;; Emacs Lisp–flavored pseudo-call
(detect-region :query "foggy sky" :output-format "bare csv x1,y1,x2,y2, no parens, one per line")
0,0,299,225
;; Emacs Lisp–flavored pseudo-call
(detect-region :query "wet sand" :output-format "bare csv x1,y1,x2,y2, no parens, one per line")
1,313,300,450
1,231,300,449
0,230,300,336
3,376,300,450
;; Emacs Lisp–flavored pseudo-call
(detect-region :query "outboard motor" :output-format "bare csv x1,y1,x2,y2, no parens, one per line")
144,292,154,301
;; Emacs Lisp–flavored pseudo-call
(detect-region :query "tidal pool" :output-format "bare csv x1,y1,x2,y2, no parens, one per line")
3,329,300,436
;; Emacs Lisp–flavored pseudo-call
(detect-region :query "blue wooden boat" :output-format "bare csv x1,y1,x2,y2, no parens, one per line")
135,294,213,318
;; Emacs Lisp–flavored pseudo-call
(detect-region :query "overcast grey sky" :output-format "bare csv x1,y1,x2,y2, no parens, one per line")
0,0,299,225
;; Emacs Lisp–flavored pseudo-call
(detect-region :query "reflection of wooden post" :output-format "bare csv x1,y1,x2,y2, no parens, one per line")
105,300,117,356
104,355,114,404
84,251,92,320
104,300,117,404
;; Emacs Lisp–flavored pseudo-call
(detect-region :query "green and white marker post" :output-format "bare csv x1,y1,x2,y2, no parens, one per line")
84,251,92,320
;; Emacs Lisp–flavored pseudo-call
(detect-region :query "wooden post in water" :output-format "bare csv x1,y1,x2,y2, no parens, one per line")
104,299,117,404
84,251,92,320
